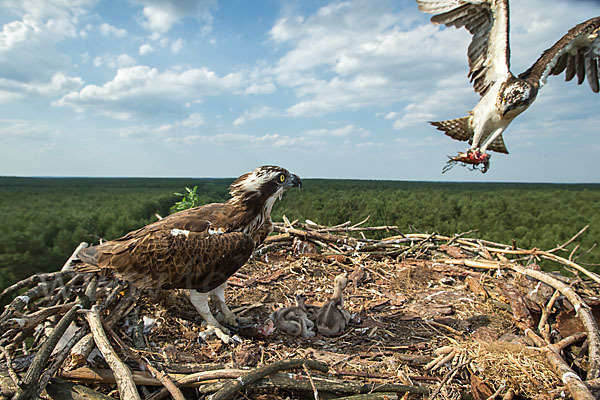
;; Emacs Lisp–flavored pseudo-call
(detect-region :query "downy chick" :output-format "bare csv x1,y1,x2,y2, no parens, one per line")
316,272,350,337
270,294,315,338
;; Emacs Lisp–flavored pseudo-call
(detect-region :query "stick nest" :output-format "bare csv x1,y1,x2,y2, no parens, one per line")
1,218,599,400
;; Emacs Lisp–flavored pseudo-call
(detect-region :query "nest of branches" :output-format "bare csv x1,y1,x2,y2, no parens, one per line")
1,218,599,400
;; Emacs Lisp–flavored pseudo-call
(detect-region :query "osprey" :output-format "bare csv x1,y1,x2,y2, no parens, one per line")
416,0,600,171
76,165,301,343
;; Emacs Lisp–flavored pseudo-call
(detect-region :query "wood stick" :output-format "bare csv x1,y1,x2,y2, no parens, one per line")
12,278,96,400
547,225,589,254
210,372,430,396
273,225,358,247
207,359,329,400
512,264,600,380
1,302,76,331
61,242,89,271
84,305,140,400
520,324,594,400
538,290,561,343
103,321,185,400
0,271,74,303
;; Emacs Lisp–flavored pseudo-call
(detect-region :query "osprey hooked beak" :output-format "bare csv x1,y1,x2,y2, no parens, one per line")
287,174,302,189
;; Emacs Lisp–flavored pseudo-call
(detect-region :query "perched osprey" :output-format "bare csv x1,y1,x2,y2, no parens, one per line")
76,165,301,343
416,0,600,171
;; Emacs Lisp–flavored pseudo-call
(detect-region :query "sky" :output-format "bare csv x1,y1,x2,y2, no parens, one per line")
0,0,599,182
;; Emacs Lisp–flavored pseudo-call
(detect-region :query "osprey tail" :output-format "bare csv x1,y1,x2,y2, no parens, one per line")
430,116,473,143
73,246,102,273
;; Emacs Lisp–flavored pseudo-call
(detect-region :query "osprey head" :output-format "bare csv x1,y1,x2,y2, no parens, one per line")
500,78,538,118
229,165,301,206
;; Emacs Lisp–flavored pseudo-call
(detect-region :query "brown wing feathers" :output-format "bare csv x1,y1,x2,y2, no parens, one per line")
519,17,600,93
75,202,255,292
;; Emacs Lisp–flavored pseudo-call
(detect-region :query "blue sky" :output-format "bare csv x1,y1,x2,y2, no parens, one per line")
1,0,599,182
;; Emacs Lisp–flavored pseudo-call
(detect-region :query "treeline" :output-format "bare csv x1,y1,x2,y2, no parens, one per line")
1,177,599,294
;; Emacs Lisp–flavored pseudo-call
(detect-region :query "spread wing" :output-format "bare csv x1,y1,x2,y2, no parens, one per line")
519,17,600,93
417,0,512,95
76,204,254,292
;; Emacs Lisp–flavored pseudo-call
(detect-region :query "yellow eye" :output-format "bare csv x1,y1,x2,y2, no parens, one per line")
279,174,286,182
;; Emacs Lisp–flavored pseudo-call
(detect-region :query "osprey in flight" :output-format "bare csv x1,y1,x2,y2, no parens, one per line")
76,165,301,343
416,0,600,172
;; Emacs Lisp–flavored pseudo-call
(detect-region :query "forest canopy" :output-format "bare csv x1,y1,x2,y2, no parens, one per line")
0,177,599,294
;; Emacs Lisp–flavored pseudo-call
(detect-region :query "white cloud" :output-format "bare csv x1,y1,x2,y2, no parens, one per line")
99,23,127,37
0,0,94,83
54,65,245,119
131,0,217,34
171,38,183,54
139,44,154,55
233,106,275,126
163,132,324,149
0,72,83,102
180,112,204,127
0,118,55,140
93,54,137,69
304,124,357,137
245,82,276,95
267,0,468,117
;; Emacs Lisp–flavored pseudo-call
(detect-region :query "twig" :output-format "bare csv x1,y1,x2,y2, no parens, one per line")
104,322,185,400
547,225,589,254
207,359,328,400
61,242,89,271
521,325,593,400
512,264,600,380
303,362,319,400
426,360,468,400
0,271,74,302
12,277,96,400
0,345,21,387
538,289,561,343
84,304,141,400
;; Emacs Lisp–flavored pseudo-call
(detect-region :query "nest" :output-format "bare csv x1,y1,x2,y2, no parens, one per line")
1,218,599,400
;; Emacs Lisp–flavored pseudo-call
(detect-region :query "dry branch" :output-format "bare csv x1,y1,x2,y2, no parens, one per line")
207,359,328,400
84,305,140,400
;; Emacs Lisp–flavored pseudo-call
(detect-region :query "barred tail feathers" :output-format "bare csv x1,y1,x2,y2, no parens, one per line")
430,116,473,143
73,246,101,273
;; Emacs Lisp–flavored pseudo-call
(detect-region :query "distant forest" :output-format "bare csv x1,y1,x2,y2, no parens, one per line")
1,177,599,294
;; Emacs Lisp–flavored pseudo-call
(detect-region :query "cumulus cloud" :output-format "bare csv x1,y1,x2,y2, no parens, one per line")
0,118,56,140
131,0,217,34
0,0,94,83
268,0,468,117
0,72,83,102
54,65,245,119
233,106,276,126
99,23,127,37
139,44,154,55
304,124,361,137
170,38,183,54
180,112,204,128
93,53,137,69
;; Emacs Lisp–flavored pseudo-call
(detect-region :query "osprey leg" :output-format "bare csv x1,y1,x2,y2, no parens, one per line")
189,289,237,344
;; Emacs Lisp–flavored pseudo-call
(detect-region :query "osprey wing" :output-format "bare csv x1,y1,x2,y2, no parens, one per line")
417,0,511,95
76,203,254,292
78,228,254,292
519,17,600,93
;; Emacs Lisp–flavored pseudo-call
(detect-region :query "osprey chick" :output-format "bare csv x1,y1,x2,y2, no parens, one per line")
76,165,301,343
416,0,600,171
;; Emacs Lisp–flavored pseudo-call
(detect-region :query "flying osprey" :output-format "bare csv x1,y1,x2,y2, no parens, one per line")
76,165,301,343
416,0,600,172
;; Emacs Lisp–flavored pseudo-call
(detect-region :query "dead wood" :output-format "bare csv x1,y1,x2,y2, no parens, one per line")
11,278,96,400
207,359,329,400
83,305,140,400
2,220,600,399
